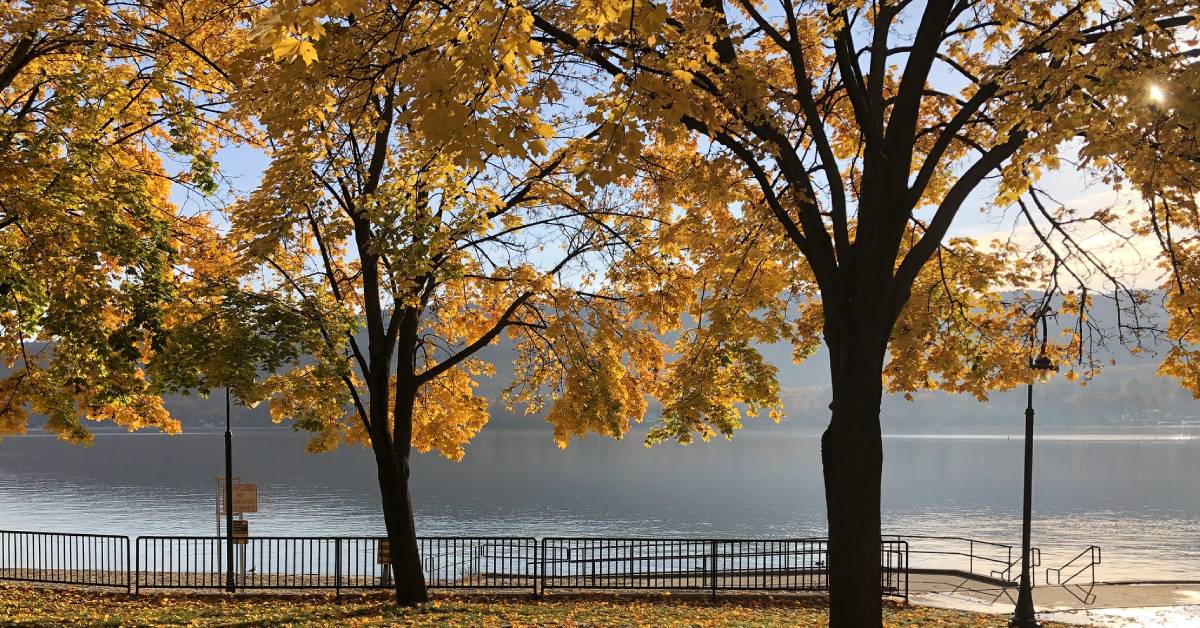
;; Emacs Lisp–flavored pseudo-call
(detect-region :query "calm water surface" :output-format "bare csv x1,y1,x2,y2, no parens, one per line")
0,428,1196,581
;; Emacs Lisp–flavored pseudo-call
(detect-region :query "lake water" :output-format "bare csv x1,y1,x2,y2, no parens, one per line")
1,428,1197,582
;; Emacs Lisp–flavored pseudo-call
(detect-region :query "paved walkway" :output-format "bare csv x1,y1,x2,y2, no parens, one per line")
909,574,1200,626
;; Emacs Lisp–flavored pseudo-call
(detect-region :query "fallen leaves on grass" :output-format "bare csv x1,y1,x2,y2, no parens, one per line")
0,584,1054,627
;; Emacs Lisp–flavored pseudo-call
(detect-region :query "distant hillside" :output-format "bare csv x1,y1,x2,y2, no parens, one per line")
24,290,1200,435
764,291,1198,431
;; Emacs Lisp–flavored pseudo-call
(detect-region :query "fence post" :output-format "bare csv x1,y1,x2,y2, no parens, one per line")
125,537,131,594
628,544,634,591
334,538,342,597
710,540,718,600
538,538,545,597
133,538,139,595
531,539,539,597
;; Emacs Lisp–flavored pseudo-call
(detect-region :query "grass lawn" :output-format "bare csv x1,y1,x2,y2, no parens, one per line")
0,585,1064,627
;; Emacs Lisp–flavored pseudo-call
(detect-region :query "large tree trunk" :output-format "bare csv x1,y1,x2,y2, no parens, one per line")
367,366,426,605
822,321,887,627
375,444,427,605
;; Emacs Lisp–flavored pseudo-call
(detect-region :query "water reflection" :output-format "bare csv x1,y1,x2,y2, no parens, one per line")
0,429,1196,580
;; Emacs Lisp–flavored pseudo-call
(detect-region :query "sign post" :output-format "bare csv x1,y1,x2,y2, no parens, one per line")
215,472,258,593
377,539,392,586
231,520,249,544
220,483,258,514
214,390,265,594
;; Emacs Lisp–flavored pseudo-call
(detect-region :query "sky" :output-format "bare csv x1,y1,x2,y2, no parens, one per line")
184,120,1165,291
152,105,1189,434
172,0,1174,295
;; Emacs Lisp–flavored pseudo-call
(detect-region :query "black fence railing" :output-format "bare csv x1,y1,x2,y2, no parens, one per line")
1047,545,1101,605
537,538,904,596
541,538,724,593
134,537,372,592
421,537,538,590
881,538,908,597
884,534,1021,582
136,536,383,592
0,530,130,591
993,547,1040,587
883,534,1051,605
136,536,225,591
133,536,540,593
3,531,916,598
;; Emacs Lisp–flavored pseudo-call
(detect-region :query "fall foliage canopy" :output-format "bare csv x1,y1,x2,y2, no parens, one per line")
0,0,244,443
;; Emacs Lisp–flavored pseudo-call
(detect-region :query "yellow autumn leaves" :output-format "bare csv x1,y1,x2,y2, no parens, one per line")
4,0,1200,461
0,584,1043,627
0,0,241,444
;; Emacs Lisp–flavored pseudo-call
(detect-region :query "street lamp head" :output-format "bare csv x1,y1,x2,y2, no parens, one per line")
1031,354,1056,372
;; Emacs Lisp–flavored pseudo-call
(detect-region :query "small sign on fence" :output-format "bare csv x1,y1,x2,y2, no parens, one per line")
376,539,390,565
220,482,258,514
231,520,249,544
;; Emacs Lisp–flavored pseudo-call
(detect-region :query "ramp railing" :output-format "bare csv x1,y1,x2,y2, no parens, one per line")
1047,545,1101,605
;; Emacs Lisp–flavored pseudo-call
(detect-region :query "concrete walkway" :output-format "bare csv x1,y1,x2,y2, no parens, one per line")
908,574,1200,626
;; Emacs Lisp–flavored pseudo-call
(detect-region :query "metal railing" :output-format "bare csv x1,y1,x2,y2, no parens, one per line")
134,536,539,594
885,534,1048,605
1047,545,1101,604
881,539,908,598
3,532,916,598
885,534,1018,582
136,536,225,591
0,530,130,591
993,547,1040,586
541,538,730,593
136,536,380,592
421,537,538,591
539,538,908,599
337,537,388,590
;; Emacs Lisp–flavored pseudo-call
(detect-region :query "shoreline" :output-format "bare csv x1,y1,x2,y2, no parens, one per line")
5,425,1200,439
909,576,1200,626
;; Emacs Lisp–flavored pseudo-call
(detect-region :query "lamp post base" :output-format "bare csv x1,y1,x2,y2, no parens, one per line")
1010,580,1039,627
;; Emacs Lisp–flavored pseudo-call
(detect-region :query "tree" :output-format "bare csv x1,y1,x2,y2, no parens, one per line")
1129,63,1200,393
155,0,665,603
0,1,244,442
523,1,1198,624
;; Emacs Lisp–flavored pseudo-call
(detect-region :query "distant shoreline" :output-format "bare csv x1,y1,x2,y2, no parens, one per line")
5,426,1199,442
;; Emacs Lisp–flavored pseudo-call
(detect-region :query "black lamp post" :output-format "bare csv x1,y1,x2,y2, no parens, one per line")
1011,310,1056,627
224,387,235,593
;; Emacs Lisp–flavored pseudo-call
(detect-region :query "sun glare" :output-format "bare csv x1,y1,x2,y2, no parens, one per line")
1149,83,1166,103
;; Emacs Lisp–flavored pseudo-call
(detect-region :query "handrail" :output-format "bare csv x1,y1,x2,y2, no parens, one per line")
540,537,829,543
1047,545,1101,605
889,534,1019,580
1047,545,1101,585
0,530,130,592
539,548,823,565
0,529,128,540
990,547,1040,584
424,541,489,577
885,534,1015,551
908,548,1013,566
2,533,1003,602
